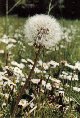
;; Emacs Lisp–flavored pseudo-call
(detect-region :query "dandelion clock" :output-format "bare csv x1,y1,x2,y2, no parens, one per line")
12,14,63,117
24,14,62,49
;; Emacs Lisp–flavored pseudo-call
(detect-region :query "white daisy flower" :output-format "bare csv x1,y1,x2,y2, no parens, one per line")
46,83,52,90
18,99,28,108
0,50,4,54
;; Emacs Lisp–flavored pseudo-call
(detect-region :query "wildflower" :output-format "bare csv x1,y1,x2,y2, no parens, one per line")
13,67,24,77
0,35,9,44
27,58,34,65
53,80,61,89
22,77,26,82
31,79,40,84
6,44,15,50
13,15,62,116
42,80,46,86
59,71,78,81
60,45,65,48
21,59,27,63
30,102,34,108
48,60,59,68
45,74,50,79
59,88,64,96
24,14,62,49
8,80,16,86
73,87,80,92
0,35,16,44
62,71,68,75
11,61,19,67
8,38,16,43
50,77,61,83
18,63,25,69
59,72,68,80
65,62,75,70
72,74,78,81
42,63,49,70
34,67,41,73
11,61,25,69
62,25,77,42
38,60,43,66
21,82,25,86
3,76,9,81
0,50,4,54
4,93,9,100
75,61,80,71
41,70,46,74
46,83,52,90
28,64,33,69
42,80,52,90
18,99,28,108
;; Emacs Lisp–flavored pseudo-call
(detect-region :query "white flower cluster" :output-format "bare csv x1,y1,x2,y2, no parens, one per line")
62,25,78,42
0,34,16,44
59,71,78,81
65,61,80,71
24,14,62,49
73,87,80,92
75,61,80,71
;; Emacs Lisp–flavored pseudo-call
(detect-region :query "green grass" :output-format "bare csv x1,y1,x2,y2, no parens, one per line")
60,19,80,63
0,15,26,37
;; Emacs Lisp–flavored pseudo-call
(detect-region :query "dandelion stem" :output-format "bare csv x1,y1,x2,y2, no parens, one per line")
11,46,41,117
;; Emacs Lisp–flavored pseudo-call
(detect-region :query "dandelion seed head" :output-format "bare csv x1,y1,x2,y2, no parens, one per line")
24,14,62,49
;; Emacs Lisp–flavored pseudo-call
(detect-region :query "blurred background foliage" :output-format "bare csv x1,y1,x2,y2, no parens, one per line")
0,0,80,19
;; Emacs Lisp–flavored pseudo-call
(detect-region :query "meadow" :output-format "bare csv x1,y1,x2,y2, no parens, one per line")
0,16,80,63
0,15,80,117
